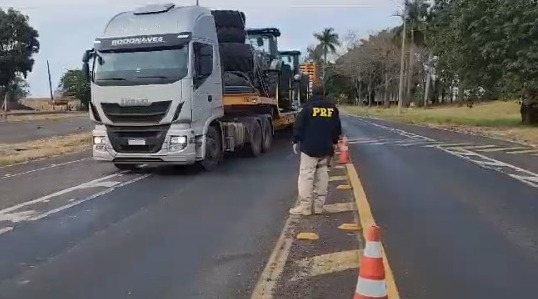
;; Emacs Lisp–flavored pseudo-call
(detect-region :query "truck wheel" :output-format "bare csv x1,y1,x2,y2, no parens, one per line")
217,27,246,43
261,118,273,153
211,10,246,29
114,163,137,171
200,126,222,171
244,121,262,157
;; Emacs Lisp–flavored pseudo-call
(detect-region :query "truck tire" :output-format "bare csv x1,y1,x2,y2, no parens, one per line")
217,27,246,43
219,43,254,73
261,118,273,153
244,121,262,157
200,126,222,171
211,10,245,29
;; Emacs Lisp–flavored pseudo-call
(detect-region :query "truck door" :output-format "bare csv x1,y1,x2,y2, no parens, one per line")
191,42,216,135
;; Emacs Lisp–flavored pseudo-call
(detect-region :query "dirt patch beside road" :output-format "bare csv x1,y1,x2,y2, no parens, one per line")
0,133,92,166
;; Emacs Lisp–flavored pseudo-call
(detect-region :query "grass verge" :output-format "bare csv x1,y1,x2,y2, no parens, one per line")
0,132,92,166
340,101,538,145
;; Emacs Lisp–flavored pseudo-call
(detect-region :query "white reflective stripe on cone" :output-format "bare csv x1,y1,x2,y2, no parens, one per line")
355,277,388,298
363,241,382,258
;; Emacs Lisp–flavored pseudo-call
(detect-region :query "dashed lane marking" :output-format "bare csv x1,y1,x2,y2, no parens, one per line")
349,116,538,189
505,148,538,154
476,147,528,152
450,145,498,150
251,213,299,299
290,249,361,282
337,184,352,190
346,163,400,299
0,158,89,180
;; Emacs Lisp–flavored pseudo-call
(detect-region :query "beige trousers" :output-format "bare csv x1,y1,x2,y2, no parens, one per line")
297,152,330,208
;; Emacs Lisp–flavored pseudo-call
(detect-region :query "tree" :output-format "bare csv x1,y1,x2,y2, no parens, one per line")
0,8,40,107
314,28,341,92
58,69,90,110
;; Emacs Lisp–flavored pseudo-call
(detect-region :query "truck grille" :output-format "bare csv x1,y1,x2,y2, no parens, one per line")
101,101,172,123
106,125,170,154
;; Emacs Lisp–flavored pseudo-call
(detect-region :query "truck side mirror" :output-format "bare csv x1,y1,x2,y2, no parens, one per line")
82,49,93,82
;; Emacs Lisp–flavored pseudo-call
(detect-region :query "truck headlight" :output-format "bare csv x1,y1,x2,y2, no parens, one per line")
93,136,106,145
170,135,187,151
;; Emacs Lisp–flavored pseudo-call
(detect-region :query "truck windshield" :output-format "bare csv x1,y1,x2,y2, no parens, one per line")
93,47,189,86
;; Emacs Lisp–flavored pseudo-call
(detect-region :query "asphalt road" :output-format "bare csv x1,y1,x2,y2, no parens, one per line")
0,134,299,299
0,115,92,144
343,114,538,299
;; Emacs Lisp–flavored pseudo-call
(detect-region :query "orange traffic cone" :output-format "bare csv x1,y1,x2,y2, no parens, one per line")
353,225,387,299
338,136,349,164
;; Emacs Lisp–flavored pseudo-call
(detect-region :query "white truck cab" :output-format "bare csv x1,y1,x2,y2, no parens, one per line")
83,4,225,170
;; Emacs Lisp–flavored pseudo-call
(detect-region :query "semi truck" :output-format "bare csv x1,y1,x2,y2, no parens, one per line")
81,3,301,171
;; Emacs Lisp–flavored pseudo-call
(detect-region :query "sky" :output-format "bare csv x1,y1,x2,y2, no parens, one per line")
1,0,402,98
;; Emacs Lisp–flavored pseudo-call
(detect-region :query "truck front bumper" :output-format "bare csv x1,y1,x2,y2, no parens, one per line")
92,125,198,166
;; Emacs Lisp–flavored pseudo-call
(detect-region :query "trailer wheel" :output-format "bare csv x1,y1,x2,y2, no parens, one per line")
200,126,222,171
211,10,246,29
217,27,246,43
244,121,262,157
261,118,273,153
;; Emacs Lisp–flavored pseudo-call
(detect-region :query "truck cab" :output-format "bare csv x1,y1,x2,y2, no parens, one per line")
82,4,224,170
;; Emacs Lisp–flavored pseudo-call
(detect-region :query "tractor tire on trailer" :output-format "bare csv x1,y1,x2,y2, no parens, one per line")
211,10,246,29
200,126,223,171
219,43,254,73
261,72,279,98
217,27,246,43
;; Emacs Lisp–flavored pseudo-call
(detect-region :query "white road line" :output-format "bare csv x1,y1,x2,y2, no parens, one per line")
0,158,90,180
27,174,151,221
251,214,299,299
349,115,538,189
505,149,538,154
0,226,13,235
0,172,125,216
476,147,528,152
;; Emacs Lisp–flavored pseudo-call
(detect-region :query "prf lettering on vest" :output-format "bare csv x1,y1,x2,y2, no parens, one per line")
312,107,334,117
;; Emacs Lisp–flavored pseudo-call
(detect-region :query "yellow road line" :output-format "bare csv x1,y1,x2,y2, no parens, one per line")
337,184,352,190
291,249,362,281
346,163,401,299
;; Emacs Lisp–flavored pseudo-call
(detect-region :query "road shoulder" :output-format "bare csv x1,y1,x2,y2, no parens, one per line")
252,157,399,298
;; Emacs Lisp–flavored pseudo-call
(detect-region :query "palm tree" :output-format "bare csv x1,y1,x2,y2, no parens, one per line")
393,0,430,105
314,28,341,92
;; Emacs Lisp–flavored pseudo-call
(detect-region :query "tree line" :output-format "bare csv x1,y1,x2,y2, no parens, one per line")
0,7,88,110
303,0,538,123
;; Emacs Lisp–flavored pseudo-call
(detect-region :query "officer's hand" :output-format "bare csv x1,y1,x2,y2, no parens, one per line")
293,143,299,155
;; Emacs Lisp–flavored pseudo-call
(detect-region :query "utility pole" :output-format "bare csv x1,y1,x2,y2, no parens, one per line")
195,0,199,5
47,60,55,110
397,6,407,115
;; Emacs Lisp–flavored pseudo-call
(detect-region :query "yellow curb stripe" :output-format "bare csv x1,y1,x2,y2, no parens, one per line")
346,163,401,299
